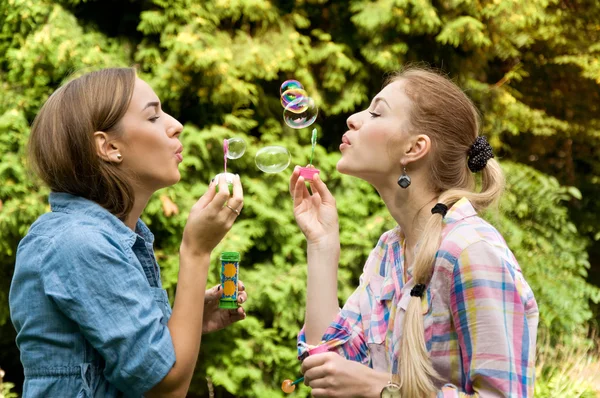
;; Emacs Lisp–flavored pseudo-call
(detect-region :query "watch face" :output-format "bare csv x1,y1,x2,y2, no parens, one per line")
380,383,401,398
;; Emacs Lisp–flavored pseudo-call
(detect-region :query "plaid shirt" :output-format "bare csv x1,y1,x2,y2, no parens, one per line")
298,198,538,397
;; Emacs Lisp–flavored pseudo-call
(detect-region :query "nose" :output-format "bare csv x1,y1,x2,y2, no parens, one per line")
346,112,362,131
167,114,183,137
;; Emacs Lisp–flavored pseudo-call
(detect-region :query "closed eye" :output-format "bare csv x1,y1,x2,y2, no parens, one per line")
369,111,381,118
149,115,160,122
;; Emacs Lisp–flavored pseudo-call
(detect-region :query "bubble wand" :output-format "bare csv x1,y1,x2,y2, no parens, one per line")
281,345,330,394
223,139,228,174
214,139,237,191
298,128,320,180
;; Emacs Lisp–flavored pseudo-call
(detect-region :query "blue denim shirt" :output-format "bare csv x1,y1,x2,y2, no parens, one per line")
9,192,176,397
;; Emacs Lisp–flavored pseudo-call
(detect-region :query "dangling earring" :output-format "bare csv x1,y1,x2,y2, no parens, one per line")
397,167,411,188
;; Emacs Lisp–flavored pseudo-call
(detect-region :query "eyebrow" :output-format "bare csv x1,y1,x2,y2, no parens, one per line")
142,101,160,111
371,97,391,109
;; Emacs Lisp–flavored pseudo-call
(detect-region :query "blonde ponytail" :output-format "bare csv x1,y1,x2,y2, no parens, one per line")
390,67,506,397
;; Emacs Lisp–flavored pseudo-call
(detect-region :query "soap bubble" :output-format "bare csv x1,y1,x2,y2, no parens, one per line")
280,88,308,109
280,80,303,96
226,138,246,159
255,146,291,173
283,97,318,129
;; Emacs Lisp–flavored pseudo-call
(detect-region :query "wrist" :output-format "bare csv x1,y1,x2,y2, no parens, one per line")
307,234,340,251
179,242,211,264
365,370,393,398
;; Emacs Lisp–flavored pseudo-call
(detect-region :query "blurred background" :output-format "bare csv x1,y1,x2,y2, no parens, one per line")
1,0,599,396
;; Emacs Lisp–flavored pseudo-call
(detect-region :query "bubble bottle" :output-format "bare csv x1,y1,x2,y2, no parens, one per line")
219,251,240,309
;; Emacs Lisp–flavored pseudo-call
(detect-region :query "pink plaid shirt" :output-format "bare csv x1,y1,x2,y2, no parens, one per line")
298,198,539,397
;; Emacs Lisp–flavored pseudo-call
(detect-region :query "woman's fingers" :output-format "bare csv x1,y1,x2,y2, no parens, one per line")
192,180,217,210
203,174,243,220
293,176,311,207
289,166,301,197
309,174,335,206
237,290,247,304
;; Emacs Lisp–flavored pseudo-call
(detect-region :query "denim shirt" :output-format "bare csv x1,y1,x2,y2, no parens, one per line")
9,192,176,397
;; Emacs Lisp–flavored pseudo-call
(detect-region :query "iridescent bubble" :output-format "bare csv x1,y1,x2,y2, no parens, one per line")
255,146,291,173
226,138,246,159
280,88,308,109
280,80,304,96
283,97,318,129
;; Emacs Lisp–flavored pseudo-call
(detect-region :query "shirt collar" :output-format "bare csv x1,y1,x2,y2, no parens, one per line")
48,192,154,246
443,197,478,224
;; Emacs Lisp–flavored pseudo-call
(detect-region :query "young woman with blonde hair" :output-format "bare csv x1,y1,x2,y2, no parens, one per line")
9,68,247,397
290,67,538,397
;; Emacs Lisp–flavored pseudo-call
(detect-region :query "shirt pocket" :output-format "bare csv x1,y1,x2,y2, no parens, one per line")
362,274,396,345
151,287,172,325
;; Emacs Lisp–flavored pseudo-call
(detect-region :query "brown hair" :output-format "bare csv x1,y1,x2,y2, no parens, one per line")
387,67,505,397
28,67,137,220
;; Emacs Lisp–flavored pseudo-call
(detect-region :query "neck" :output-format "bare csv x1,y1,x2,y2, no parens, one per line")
375,174,438,251
124,188,152,231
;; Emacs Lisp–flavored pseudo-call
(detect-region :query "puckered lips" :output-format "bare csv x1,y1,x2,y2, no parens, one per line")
340,134,351,151
175,144,184,162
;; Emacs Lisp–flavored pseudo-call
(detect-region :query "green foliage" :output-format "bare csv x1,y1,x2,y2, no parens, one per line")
534,328,600,398
1,0,600,396
489,162,600,337
0,368,18,398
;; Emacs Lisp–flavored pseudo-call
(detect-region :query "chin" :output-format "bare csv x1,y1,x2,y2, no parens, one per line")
160,172,181,189
169,172,181,186
336,158,358,177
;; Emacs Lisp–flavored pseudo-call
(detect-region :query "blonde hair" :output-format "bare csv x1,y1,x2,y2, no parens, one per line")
28,68,137,220
388,67,505,397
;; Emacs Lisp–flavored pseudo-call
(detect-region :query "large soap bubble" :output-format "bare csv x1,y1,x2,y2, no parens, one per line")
226,137,246,159
283,97,318,129
280,88,308,109
255,146,291,173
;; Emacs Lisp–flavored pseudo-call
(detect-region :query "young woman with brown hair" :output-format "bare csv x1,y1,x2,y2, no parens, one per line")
9,68,247,397
290,67,538,397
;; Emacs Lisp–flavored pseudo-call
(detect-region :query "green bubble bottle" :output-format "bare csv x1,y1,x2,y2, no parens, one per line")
219,252,240,309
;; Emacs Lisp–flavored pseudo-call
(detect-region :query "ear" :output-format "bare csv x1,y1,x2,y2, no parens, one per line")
401,134,431,166
94,131,122,163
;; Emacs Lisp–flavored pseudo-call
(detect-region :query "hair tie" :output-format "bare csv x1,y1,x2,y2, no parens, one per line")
468,136,494,173
410,284,427,298
431,203,448,217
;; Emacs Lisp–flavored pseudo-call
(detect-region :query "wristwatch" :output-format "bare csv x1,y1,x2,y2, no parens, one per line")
380,381,401,398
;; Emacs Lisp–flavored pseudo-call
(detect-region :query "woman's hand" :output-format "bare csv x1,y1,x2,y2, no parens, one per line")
181,174,244,256
301,352,385,398
202,281,247,334
289,166,339,245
